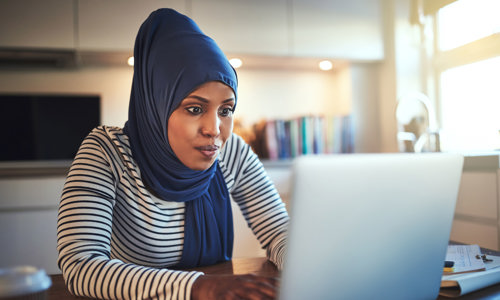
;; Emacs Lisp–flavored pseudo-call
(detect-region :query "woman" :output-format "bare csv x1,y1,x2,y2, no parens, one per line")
57,8,288,300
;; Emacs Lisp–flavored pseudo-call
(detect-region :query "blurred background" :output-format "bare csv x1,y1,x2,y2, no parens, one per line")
0,0,499,274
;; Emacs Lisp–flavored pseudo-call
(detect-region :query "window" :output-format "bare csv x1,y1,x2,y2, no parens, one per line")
428,0,500,152
440,57,500,151
437,0,500,51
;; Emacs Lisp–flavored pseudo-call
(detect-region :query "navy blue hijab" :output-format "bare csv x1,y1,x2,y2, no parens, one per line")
123,8,237,268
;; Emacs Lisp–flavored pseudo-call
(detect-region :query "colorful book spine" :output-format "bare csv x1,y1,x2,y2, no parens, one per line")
332,115,343,154
265,120,278,160
260,115,353,160
289,119,300,158
341,115,354,153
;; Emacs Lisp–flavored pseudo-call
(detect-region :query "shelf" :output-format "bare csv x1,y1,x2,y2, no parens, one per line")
261,159,293,169
0,160,71,178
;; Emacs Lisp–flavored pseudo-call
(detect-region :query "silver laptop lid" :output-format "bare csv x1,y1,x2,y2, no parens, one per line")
280,153,464,300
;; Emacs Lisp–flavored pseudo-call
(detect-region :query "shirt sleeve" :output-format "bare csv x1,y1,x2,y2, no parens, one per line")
220,134,289,270
57,127,203,300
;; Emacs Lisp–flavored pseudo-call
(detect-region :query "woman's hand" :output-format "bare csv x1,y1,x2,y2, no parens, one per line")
191,274,279,300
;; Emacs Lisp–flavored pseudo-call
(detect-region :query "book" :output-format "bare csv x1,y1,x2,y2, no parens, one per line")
341,115,354,153
332,115,343,153
324,116,334,154
440,245,500,297
312,116,323,154
275,119,288,159
265,120,278,160
300,116,314,155
289,119,300,158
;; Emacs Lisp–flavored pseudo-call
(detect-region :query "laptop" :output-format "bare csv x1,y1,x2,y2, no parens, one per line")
279,153,464,300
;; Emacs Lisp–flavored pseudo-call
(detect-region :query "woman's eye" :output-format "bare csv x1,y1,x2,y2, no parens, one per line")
219,107,234,117
186,106,203,115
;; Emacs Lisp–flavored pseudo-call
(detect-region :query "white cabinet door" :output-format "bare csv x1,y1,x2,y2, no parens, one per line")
291,0,384,60
455,172,498,220
191,0,289,56
450,171,499,250
0,0,75,49
0,209,60,274
77,0,186,51
0,176,65,274
232,163,292,258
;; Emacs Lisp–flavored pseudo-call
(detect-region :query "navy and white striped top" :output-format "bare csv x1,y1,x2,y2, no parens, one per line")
57,126,288,300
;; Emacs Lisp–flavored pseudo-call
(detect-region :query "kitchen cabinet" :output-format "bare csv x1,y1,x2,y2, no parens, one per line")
77,0,186,51
191,0,289,56
0,176,65,274
232,160,293,258
0,0,75,49
1,0,384,60
290,0,384,60
191,0,384,60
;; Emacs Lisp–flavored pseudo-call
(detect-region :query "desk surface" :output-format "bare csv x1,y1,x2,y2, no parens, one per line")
48,257,500,300
48,258,277,299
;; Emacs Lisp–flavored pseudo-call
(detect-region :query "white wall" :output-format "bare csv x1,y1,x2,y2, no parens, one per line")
0,67,133,127
235,67,351,126
350,63,384,153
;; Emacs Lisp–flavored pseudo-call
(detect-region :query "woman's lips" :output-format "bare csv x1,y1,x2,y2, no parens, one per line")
196,145,220,158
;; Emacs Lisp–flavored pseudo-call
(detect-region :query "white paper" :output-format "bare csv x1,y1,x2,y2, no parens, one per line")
440,255,500,297
444,244,485,274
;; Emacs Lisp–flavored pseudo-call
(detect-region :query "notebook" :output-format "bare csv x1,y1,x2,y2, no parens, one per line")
279,153,464,300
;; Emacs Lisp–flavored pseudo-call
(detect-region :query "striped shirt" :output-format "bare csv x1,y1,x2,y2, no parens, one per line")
57,126,288,300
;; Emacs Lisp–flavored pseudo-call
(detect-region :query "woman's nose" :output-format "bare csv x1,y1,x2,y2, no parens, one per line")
200,112,220,137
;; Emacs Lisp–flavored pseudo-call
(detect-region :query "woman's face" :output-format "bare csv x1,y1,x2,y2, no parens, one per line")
168,81,235,171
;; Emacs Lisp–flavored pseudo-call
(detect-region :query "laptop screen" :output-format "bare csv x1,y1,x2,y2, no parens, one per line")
280,153,463,300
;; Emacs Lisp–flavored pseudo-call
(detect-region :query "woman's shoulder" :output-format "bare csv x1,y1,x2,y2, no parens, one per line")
85,126,128,145
80,126,137,173
87,125,124,138
83,126,132,157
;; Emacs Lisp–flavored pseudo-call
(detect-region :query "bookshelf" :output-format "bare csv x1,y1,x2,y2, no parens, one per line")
0,160,70,178
236,115,354,162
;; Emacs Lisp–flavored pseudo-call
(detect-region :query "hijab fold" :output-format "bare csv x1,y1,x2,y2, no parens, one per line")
123,8,237,268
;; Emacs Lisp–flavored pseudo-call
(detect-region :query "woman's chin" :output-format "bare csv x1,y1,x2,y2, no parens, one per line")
185,158,217,171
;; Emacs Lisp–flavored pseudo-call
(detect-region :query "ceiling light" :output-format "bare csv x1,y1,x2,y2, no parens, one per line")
127,56,134,66
229,58,243,69
319,60,333,71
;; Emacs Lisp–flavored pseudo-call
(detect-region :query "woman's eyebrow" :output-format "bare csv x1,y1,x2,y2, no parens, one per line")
185,95,235,103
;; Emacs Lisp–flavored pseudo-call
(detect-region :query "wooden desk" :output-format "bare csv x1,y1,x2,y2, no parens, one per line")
48,258,278,299
48,257,500,300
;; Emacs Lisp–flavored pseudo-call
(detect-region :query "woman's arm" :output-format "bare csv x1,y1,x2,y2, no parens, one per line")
220,134,289,270
57,127,202,300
